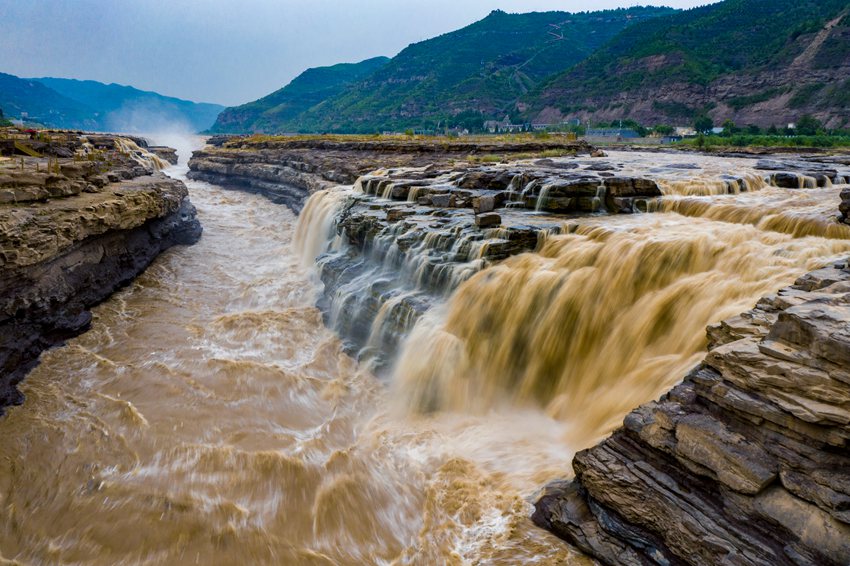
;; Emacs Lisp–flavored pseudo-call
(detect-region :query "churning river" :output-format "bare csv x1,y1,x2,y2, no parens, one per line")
2,140,850,565
0,142,584,565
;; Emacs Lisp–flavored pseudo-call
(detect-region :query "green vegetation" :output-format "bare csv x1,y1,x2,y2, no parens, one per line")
727,87,789,110
0,107,10,127
208,57,389,134
678,133,850,149
0,72,223,132
529,0,850,123
789,83,825,108
0,72,98,130
694,115,714,134
216,7,675,134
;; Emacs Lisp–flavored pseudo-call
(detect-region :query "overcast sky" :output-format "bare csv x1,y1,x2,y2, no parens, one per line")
0,0,717,107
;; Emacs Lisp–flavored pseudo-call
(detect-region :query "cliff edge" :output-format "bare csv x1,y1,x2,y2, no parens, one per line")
0,133,201,411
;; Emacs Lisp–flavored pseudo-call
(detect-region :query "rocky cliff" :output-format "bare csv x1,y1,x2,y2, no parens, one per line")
533,262,850,565
529,0,850,129
0,134,201,411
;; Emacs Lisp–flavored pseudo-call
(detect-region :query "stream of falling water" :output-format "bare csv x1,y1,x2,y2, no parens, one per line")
0,141,583,565
392,151,850,446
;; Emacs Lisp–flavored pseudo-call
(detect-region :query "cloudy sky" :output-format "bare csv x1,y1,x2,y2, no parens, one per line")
1,0,717,106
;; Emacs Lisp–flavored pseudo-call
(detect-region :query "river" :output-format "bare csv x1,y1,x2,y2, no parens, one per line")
0,140,585,565
2,140,850,565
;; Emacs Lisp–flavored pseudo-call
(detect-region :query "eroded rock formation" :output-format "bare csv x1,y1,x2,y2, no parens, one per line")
534,263,850,566
0,135,201,411
187,137,593,212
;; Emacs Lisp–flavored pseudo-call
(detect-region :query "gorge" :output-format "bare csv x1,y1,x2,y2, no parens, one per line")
0,134,849,564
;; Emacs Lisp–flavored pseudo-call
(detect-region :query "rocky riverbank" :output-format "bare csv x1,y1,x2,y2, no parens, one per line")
0,134,201,411
312,157,665,363
189,137,850,562
187,136,593,212
533,262,850,565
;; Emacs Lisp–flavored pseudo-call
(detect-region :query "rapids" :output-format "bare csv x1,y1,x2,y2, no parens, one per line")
0,141,583,565
391,151,850,445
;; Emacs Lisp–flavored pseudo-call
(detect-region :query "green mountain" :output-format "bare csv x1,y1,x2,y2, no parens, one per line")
34,77,224,132
209,57,389,134
217,7,676,134
526,0,850,128
0,72,99,129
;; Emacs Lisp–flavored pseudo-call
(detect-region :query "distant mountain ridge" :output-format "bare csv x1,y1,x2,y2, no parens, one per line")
9,0,847,135
209,57,389,134
0,72,224,132
526,0,850,128
212,7,677,134
0,72,98,130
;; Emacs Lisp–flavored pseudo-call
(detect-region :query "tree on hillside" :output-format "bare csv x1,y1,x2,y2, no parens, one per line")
720,119,739,137
796,115,823,136
694,115,714,134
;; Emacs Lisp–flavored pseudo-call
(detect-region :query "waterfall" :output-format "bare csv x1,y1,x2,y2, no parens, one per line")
113,137,170,170
391,213,850,447
293,153,850,448
293,187,353,268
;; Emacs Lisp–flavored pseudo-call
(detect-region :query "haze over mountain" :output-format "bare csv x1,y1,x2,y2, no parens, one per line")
0,72,223,132
209,57,390,134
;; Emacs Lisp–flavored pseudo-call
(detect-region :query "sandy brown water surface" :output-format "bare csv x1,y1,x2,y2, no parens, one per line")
0,149,583,565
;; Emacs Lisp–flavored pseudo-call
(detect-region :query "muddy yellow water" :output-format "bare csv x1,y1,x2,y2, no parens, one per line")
0,159,583,565
2,146,850,565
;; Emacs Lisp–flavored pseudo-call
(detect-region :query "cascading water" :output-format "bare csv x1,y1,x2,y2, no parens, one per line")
380,152,850,445
113,137,170,170
392,214,850,444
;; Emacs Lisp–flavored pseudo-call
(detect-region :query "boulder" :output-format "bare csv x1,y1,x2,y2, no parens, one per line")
475,212,501,228
472,195,495,214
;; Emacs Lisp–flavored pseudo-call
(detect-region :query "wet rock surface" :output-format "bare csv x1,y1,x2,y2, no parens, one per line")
187,137,593,213
755,157,850,189
533,262,850,566
0,136,201,412
313,156,666,366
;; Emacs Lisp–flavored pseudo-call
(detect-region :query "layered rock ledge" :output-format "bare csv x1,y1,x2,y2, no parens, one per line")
314,156,664,364
533,263,850,565
0,135,201,411
187,136,593,212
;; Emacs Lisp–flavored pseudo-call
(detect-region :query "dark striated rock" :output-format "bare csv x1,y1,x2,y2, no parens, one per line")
148,146,179,165
475,212,501,227
534,264,850,566
840,188,850,225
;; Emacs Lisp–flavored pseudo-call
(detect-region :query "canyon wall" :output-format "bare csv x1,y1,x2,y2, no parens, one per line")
0,137,201,410
533,263,850,565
